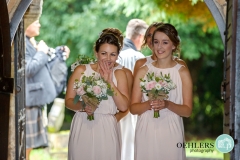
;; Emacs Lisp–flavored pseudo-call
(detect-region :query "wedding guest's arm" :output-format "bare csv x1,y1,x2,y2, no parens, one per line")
25,40,49,78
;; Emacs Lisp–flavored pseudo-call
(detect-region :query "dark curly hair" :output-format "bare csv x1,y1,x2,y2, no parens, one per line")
94,28,123,54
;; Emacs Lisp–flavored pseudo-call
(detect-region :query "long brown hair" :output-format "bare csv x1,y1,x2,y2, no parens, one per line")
142,22,163,48
152,23,181,56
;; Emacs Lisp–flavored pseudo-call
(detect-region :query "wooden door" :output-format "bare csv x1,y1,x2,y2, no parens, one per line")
222,0,240,159
0,1,14,160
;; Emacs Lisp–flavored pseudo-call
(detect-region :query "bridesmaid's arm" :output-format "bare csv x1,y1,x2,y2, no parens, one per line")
111,69,129,112
165,66,193,117
65,65,86,112
130,66,151,115
115,67,133,122
133,58,146,77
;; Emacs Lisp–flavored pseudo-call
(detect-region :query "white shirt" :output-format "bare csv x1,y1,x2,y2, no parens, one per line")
118,48,145,71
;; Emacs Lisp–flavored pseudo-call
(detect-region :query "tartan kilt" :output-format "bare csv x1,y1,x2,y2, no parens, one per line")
26,106,48,149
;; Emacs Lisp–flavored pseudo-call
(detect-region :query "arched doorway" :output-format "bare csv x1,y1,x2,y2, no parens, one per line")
0,0,239,159
205,0,240,159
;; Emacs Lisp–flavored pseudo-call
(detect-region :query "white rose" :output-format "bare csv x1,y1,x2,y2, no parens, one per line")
155,83,161,90
140,81,145,87
87,86,93,93
102,88,107,95
96,80,102,86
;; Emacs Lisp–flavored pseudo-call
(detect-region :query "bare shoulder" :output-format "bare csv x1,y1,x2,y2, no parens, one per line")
70,65,86,79
136,57,147,66
179,65,191,81
175,58,188,68
115,68,127,77
74,65,86,74
136,65,148,78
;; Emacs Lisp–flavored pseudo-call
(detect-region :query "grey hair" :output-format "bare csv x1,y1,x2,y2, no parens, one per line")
126,19,148,40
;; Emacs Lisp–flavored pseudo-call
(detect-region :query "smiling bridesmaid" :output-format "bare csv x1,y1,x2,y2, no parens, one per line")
65,28,129,160
131,23,193,160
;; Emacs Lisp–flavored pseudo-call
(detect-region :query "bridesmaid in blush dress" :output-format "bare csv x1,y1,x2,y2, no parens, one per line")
65,28,129,160
130,23,193,160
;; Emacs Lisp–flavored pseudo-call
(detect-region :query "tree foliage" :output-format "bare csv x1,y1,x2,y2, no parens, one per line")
38,0,136,66
99,0,216,30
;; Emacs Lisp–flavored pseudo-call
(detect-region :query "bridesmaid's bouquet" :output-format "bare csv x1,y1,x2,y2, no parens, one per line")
73,73,114,120
140,72,177,118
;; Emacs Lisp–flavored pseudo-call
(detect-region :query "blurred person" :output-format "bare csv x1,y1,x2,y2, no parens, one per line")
25,19,70,160
118,19,148,71
65,28,129,159
131,23,192,160
117,18,148,160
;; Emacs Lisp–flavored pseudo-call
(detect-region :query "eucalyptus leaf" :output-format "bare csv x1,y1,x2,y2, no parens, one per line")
73,95,80,104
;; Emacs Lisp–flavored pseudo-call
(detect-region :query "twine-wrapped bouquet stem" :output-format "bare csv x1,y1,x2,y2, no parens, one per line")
148,91,168,118
82,95,99,121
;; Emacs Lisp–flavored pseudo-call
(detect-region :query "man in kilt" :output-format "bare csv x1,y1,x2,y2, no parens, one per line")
24,17,70,160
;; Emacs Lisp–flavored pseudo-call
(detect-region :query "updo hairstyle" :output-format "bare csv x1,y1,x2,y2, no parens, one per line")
94,28,123,54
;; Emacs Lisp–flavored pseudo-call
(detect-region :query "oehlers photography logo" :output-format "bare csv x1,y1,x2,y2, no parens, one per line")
177,142,215,153
177,134,234,154
215,134,234,153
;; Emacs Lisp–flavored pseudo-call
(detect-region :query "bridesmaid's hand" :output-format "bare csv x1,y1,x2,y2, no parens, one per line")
150,100,168,111
84,105,97,115
99,59,114,83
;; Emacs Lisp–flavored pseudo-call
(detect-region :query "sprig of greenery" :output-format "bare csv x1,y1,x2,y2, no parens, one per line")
71,55,96,71
77,54,96,64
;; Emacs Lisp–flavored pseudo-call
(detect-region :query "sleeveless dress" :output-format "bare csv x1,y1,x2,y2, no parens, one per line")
68,64,121,160
134,62,186,160
114,64,135,160
143,56,155,66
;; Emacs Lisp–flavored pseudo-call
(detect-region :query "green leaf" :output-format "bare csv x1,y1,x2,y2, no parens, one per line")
107,89,114,96
101,96,108,100
73,95,80,104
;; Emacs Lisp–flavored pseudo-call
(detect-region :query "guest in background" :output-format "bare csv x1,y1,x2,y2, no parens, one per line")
117,18,148,160
25,19,70,160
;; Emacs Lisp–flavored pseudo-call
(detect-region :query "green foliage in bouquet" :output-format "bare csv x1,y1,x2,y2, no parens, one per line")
73,73,114,120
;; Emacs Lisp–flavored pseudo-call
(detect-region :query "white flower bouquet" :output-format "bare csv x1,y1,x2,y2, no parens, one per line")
140,72,177,118
74,73,114,120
